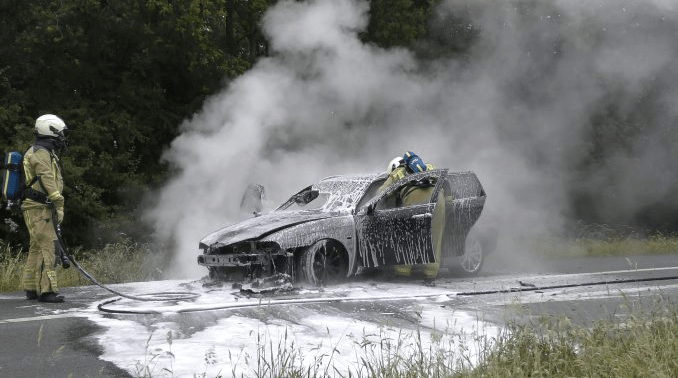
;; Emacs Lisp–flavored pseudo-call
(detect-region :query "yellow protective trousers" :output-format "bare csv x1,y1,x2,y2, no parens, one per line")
22,206,59,294
393,190,446,279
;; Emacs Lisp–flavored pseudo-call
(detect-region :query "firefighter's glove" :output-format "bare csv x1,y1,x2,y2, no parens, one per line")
56,209,64,225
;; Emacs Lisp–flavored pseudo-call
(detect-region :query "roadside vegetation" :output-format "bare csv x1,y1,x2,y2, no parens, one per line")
0,240,162,292
535,234,678,259
529,225,678,259
468,302,678,377
129,296,678,378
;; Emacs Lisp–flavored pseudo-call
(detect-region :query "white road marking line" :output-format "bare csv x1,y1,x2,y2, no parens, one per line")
0,312,84,324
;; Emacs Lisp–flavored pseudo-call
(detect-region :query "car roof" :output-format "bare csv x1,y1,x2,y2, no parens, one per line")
302,173,385,213
318,173,385,183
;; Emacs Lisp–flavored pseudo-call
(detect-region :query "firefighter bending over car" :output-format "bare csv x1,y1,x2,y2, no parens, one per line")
378,151,445,286
21,114,68,303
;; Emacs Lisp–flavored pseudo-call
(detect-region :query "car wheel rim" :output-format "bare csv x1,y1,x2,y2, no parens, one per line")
461,237,482,272
310,242,346,284
312,247,327,281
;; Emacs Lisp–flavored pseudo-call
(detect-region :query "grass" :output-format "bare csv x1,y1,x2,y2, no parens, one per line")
0,239,162,292
527,232,678,260
131,317,497,378
470,299,678,377
0,243,25,292
128,296,678,378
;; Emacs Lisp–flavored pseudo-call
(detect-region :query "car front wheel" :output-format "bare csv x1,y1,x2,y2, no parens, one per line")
299,240,348,286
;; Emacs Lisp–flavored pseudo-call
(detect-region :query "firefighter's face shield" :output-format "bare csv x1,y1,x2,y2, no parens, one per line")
49,125,69,151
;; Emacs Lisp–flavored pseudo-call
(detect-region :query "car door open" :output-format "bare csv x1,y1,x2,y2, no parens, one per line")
355,169,447,268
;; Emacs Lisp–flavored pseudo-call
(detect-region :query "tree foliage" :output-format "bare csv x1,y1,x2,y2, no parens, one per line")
0,0,435,249
362,0,438,47
0,0,275,247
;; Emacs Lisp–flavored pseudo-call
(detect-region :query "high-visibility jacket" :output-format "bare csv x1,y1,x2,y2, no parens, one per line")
378,163,436,205
21,146,64,214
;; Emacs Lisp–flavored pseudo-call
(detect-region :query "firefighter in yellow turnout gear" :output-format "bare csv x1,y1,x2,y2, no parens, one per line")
21,114,68,303
378,152,446,285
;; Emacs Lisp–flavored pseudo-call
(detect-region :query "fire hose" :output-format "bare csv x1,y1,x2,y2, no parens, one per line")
49,206,199,303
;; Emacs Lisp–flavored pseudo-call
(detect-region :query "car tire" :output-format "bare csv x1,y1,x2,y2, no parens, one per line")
450,236,483,276
299,240,348,286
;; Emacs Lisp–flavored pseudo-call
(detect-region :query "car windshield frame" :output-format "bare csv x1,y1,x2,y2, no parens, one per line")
275,175,378,213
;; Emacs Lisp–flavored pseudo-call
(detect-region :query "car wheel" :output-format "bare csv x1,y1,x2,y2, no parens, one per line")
299,240,348,286
451,236,483,276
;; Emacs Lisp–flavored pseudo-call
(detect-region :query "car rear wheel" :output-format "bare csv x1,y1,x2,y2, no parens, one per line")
299,240,348,286
451,236,483,276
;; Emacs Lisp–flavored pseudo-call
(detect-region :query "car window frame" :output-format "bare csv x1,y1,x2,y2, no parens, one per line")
359,169,448,215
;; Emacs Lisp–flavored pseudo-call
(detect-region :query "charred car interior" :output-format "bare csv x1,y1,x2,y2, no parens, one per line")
197,169,489,286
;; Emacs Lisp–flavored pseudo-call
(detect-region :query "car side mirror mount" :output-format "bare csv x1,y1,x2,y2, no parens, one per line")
240,183,265,218
359,204,374,216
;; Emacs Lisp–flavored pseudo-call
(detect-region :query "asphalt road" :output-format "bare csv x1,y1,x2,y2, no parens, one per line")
1,253,677,378
0,291,131,378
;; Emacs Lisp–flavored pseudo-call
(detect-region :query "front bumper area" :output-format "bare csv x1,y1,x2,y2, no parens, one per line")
197,240,284,268
197,253,268,267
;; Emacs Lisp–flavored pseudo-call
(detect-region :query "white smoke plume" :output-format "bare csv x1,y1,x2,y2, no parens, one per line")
149,0,678,278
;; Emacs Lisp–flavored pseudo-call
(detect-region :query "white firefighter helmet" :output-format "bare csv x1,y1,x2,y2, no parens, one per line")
35,114,67,139
387,156,404,174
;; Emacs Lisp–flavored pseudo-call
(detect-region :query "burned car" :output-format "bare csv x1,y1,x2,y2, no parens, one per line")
197,169,488,286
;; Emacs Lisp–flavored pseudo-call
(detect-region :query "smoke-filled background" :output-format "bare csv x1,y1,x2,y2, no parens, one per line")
148,0,678,278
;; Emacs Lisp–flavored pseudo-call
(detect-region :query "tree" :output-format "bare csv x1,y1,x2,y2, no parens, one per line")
0,0,273,248
362,0,438,48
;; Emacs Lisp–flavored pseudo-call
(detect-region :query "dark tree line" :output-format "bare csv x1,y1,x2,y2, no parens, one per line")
0,0,439,248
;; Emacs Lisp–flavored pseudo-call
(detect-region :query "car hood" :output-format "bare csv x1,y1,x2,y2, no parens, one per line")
200,210,334,247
